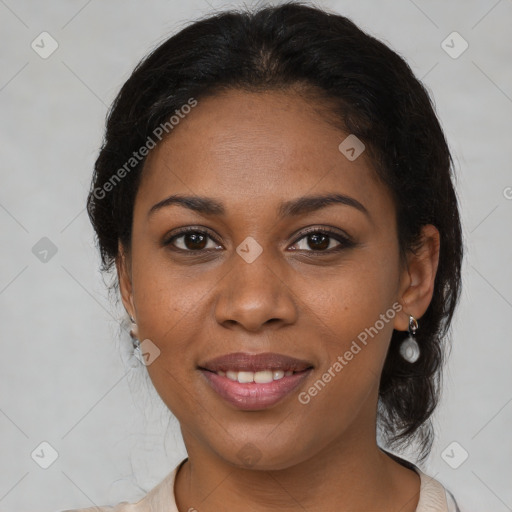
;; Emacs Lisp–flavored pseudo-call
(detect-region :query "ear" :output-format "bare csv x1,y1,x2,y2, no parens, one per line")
394,224,440,331
116,240,136,321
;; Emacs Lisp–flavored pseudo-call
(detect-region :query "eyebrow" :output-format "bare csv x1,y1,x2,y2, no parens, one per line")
148,193,370,219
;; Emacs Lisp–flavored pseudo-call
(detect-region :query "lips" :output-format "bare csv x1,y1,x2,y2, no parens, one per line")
197,352,314,410
198,352,313,373
200,368,312,410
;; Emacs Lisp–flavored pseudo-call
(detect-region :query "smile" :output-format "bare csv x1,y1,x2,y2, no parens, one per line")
199,367,313,410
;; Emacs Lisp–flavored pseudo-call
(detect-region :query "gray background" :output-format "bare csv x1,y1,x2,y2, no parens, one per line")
1,0,511,510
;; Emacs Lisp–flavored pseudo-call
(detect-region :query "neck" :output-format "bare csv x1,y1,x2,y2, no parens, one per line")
174,425,420,511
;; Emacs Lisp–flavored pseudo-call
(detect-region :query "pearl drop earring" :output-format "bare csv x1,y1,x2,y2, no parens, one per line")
399,315,420,363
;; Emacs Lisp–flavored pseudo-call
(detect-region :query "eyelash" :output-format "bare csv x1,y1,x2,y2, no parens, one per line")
163,226,355,255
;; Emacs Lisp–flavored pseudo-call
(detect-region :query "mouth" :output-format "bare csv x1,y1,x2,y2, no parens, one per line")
197,352,314,410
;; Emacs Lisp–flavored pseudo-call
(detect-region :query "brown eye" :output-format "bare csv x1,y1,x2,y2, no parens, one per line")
290,228,352,253
304,233,331,250
165,228,222,252
180,232,208,250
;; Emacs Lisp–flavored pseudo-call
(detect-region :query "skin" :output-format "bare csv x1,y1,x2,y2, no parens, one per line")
117,88,440,512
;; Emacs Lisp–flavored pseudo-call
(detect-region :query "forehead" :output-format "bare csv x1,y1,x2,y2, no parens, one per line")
136,89,392,220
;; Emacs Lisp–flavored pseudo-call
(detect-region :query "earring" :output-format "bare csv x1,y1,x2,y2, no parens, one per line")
126,314,142,364
132,335,141,354
129,315,139,342
399,315,420,363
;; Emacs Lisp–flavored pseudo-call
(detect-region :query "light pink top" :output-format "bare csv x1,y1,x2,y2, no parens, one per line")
62,458,460,512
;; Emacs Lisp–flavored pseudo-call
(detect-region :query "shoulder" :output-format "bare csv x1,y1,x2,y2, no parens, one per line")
414,467,461,512
382,450,461,512
61,505,135,512
60,458,188,512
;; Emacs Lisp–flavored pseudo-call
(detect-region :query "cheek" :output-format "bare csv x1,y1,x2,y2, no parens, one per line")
305,247,400,397
130,260,211,416
133,270,206,347
347,240,401,321
316,245,400,332
128,244,208,367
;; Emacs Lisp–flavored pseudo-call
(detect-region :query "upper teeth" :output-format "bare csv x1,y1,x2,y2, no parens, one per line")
217,369,294,383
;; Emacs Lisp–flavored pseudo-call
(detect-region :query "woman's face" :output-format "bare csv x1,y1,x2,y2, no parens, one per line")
118,88,421,469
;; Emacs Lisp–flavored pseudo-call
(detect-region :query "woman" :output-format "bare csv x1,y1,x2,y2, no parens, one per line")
67,2,463,510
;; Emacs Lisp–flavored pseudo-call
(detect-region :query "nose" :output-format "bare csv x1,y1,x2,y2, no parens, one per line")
214,247,298,333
